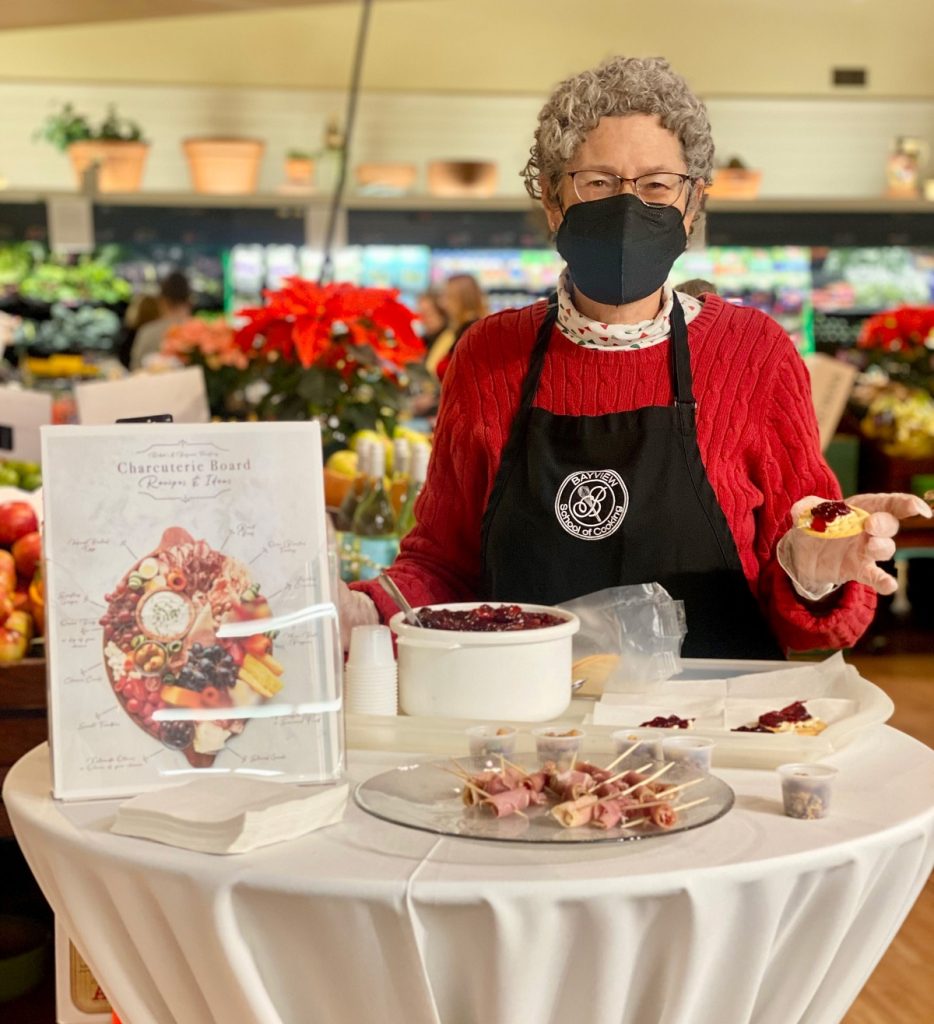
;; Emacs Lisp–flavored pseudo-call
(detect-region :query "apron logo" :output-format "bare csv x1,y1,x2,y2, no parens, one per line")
554,470,629,541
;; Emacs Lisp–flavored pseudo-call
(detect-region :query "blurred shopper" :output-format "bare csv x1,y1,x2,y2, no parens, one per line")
675,277,717,298
340,55,930,658
117,293,161,368
412,275,489,417
130,270,192,370
416,291,448,349
426,274,489,381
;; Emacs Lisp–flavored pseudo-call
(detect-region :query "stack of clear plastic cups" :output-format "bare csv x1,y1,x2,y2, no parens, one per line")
345,625,397,715
661,735,715,773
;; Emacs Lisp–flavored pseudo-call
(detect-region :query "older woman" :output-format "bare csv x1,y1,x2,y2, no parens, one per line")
341,55,929,658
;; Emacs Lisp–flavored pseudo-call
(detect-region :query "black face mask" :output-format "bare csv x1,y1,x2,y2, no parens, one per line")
555,192,688,306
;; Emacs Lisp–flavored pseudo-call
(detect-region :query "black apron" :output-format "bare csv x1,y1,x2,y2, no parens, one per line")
480,298,785,660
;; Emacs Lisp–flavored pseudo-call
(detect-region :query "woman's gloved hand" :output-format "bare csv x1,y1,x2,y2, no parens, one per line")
336,579,379,651
776,492,932,598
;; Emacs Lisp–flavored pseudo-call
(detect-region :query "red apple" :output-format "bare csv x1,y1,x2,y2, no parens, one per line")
0,502,38,546
0,550,14,593
0,609,33,664
12,531,42,581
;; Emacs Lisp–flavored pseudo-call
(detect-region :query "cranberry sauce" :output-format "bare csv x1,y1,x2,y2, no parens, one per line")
807,500,851,533
639,715,693,729
417,603,565,632
733,700,813,733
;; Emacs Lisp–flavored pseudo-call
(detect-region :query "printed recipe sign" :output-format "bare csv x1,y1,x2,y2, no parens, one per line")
42,422,342,800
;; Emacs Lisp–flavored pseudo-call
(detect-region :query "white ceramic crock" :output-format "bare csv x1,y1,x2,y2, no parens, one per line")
389,603,580,722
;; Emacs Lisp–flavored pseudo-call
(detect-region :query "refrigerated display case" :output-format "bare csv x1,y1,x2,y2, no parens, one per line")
672,245,813,350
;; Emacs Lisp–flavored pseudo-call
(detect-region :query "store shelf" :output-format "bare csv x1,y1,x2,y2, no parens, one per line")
3,189,934,215
706,197,934,215
0,189,538,213
4,189,934,249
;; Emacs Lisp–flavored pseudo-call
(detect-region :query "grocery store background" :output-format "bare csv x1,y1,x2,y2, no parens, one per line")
1,4,933,1021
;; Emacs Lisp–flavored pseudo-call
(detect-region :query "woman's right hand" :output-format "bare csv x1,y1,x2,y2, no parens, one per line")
336,579,379,651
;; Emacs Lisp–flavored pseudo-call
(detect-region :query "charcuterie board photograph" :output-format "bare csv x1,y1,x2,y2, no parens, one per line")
40,422,342,800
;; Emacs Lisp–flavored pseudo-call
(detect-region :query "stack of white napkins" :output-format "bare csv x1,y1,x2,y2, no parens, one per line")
111,776,349,854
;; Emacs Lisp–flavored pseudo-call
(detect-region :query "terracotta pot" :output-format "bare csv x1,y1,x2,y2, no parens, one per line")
285,157,315,186
355,162,417,194
67,141,149,193
182,138,265,195
706,169,763,200
427,160,498,198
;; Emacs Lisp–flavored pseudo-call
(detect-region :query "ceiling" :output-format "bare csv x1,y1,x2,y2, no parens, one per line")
0,1,361,32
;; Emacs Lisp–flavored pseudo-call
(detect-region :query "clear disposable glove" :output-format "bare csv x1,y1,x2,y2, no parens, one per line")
776,492,932,598
337,579,379,651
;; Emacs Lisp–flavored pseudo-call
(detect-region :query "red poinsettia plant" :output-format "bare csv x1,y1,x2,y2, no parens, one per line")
232,277,425,446
857,305,934,396
858,305,934,356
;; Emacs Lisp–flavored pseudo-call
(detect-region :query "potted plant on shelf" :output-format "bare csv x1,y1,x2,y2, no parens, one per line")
706,157,762,200
36,103,149,193
182,137,265,195
284,149,315,188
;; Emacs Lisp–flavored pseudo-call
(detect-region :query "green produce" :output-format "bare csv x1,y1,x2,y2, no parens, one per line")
15,303,121,353
0,460,41,491
18,255,132,306
0,243,42,289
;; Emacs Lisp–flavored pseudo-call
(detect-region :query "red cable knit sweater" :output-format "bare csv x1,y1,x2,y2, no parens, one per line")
355,294,876,652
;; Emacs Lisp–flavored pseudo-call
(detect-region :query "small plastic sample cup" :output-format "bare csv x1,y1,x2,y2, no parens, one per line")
347,624,394,667
662,735,715,773
778,763,838,819
532,725,584,770
612,729,664,763
466,725,518,760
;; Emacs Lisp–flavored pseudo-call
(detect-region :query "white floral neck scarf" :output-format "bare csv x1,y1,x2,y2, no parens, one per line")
555,269,702,350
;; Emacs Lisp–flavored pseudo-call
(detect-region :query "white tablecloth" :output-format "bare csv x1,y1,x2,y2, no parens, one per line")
5,728,933,1024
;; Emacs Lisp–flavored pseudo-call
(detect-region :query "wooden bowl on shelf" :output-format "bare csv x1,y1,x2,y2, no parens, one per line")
427,160,498,198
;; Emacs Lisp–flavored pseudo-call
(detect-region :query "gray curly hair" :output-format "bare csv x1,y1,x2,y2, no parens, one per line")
522,56,715,204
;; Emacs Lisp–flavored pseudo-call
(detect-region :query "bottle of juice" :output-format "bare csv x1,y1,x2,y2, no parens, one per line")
390,438,411,515
352,443,398,580
397,443,429,538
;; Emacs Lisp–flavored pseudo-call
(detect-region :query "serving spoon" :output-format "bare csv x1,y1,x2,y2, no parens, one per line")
378,573,424,628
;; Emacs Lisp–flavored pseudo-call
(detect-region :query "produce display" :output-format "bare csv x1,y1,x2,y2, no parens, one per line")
0,500,43,663
417,604,567,632
0,459,42,492
14,303,122,354
100,527,284,767
796,500,869,537
17,254,132,307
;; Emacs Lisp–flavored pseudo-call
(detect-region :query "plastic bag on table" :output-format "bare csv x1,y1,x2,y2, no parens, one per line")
558,583,686,695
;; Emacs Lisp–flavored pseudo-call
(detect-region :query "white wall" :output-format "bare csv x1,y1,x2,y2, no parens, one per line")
1,0,934,98
2,79,934,198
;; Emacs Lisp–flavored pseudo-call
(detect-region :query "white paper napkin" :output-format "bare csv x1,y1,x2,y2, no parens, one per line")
111,776,349,854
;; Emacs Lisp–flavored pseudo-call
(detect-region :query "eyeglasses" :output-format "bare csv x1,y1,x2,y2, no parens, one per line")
567,169,693,207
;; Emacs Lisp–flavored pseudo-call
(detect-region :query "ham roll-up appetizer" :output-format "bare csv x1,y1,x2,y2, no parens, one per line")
551,794,599,828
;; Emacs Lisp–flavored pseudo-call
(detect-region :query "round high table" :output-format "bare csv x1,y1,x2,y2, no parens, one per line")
5,729,933,1024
